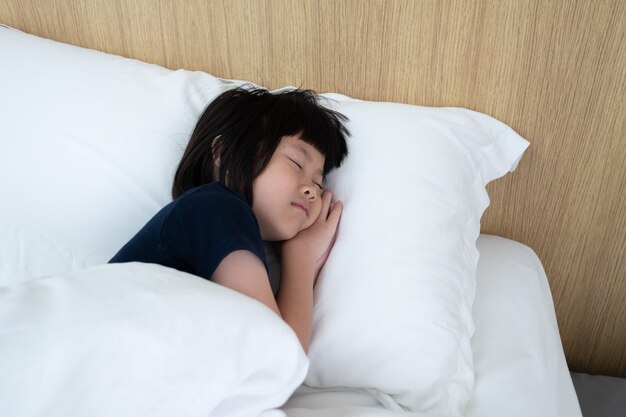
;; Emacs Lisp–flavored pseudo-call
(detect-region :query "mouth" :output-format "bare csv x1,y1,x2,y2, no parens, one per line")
291,202,309,216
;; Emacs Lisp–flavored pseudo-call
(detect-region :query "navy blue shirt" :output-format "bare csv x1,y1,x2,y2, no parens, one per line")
109,182,276,294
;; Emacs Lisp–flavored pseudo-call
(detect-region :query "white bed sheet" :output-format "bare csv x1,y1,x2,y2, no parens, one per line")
281,235,582,417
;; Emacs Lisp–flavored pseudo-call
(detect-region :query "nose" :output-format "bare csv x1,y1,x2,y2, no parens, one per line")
302,183,318,200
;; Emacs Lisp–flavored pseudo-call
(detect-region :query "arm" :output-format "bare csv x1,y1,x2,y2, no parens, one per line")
211,250,281,317
212,248,317,352
210,248,315,352
276,191,343,352
212,191,342,353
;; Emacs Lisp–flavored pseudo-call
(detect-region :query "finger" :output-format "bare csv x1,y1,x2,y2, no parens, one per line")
329,221,339,247
318,190,332,221
326,200,343,229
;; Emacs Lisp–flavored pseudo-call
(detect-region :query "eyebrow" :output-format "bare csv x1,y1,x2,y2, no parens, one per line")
292,145,324,177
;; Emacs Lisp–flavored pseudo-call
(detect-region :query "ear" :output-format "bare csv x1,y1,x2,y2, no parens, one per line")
211,135,223,167
211,135,225,181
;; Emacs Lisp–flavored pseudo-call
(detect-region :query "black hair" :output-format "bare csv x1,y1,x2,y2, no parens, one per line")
172,86,349,203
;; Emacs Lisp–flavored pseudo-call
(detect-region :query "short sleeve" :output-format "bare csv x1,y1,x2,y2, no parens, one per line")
161,187,267,281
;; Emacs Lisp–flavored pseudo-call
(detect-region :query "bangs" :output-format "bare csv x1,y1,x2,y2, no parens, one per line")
261,89,349,175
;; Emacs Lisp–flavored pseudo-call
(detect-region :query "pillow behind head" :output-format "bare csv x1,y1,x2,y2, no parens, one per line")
0,26,230,284
304,93,529,416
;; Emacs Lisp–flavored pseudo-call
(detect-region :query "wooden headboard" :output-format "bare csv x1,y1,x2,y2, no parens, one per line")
2,0,624,377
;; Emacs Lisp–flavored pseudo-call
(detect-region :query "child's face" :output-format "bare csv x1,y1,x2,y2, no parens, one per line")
252,135,325,241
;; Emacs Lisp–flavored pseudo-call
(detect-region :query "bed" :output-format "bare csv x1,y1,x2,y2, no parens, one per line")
1,1,625,416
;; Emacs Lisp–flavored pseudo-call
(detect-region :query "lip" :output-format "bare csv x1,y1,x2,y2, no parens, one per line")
291,202,309,216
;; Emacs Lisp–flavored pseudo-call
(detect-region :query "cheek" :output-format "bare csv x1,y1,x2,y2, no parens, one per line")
308,199,323,224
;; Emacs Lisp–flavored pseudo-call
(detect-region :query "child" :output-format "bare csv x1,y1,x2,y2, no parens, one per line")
110,86,349,352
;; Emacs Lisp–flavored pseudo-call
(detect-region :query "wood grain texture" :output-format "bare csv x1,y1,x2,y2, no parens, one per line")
2,0,625,376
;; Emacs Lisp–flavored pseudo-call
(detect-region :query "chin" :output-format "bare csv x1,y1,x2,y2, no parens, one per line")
262,217,304,241
282,230,300,241
264,227,299,242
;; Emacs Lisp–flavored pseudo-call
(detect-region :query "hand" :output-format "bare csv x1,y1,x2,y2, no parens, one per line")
281,190,343,279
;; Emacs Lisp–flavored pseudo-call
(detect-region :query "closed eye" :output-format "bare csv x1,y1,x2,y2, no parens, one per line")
289,157,323,190
288,157,303,170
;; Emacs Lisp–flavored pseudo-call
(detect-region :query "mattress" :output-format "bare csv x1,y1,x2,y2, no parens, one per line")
281,234,583,417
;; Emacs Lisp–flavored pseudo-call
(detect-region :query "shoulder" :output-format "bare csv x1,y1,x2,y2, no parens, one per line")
177,182,245,204
175,182,251,215
159,183,268,281
168,182,260,232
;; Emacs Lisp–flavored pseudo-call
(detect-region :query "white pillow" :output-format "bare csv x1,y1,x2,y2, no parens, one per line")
0,25,232,285
281,235,582,417
304,94,529,416
0,262,308,417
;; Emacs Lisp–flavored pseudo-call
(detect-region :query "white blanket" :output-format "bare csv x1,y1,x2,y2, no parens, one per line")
0,262,308,417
